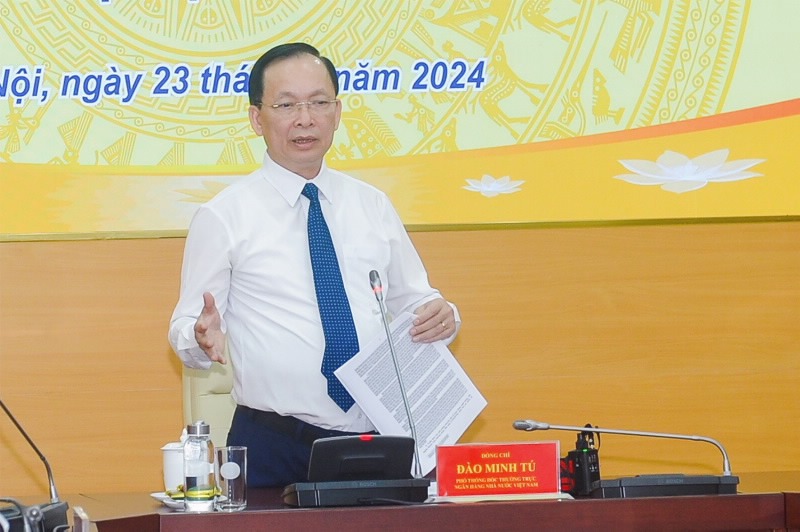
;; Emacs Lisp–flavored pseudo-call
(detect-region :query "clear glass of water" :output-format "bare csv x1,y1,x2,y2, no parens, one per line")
215,446,247,511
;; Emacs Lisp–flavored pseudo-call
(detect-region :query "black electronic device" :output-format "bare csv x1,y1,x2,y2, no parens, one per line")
282,478,431,507
282,435,430,507
591,474,739,498
0,398,69,532
562,425,601,496
307,434,415,482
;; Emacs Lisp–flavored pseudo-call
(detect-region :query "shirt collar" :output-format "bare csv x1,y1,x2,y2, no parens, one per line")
261,152,333,207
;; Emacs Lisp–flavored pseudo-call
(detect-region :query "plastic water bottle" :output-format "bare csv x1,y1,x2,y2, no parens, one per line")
183,421,215,512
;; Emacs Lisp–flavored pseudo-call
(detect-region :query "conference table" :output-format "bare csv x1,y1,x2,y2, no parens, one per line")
71,486,800,531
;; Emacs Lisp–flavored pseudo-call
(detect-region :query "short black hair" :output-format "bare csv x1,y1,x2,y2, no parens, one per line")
248,42,339,106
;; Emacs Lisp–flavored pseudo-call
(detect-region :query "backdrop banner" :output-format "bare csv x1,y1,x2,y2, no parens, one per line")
1,1,798,238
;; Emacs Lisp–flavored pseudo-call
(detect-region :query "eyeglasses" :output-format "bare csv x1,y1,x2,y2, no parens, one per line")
263,99,338,116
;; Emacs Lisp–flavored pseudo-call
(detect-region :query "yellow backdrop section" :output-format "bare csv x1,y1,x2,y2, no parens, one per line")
3,1,800,236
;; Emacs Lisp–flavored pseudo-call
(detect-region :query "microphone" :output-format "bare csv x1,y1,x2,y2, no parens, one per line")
368,270,422,478
1,398,69,532
368,269,383,301
513,419,733,476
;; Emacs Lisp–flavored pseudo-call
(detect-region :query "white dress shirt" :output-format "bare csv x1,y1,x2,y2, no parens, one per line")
169,153,460,432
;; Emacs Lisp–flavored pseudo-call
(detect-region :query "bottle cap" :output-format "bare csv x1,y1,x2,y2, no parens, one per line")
186,420,210,435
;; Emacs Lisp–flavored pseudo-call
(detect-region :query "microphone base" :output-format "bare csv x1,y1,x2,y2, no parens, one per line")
1,500,68,532
282,478,430,507
590,474,739,499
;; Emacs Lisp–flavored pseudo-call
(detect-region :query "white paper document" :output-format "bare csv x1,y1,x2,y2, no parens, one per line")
335,312,487,475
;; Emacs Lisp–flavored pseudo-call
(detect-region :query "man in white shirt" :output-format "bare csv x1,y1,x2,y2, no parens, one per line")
169,42,460,487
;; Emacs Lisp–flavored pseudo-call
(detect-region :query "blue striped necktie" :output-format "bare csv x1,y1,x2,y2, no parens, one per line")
302,183,359,411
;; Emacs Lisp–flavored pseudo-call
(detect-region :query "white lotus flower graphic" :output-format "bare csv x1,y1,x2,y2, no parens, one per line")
463,174,524,197
614,149,765,193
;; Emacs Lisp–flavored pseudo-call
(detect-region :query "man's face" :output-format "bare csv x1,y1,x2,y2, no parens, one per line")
248,54,341,179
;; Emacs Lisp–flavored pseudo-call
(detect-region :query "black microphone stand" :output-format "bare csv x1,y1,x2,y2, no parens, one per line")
1,398,69,532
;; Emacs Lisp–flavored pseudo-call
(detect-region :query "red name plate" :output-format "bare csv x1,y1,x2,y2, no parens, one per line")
436,441,560,497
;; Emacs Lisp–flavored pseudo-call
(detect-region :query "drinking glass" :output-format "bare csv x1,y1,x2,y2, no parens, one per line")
215,446,247,511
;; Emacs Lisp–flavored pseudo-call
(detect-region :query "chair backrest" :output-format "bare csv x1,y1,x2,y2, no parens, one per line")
182,359,236,448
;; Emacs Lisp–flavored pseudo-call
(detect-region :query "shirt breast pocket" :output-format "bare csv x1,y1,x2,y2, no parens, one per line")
340,228,390,285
